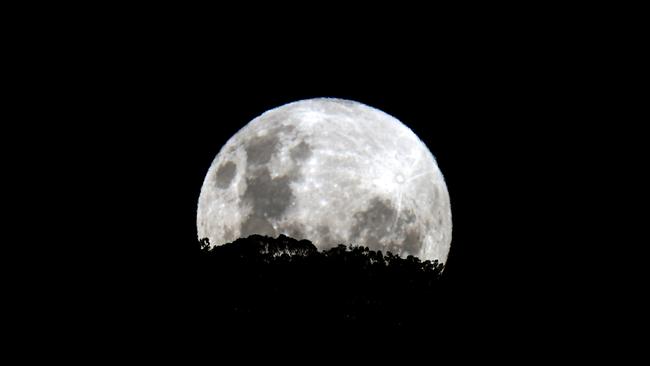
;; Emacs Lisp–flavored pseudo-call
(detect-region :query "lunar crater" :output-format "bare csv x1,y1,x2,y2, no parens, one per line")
290,141,313,162
403,228,423,256
245,134,280,166
215,161,237,188
350,197,397,246
242,168,296,221
241,215,276,238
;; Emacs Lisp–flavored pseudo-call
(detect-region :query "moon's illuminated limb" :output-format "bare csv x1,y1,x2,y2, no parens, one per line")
197,98,452,263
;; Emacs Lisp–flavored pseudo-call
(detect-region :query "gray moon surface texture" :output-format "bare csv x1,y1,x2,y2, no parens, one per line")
197,98,452,263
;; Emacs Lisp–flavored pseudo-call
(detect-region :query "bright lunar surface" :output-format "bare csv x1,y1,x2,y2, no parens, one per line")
197,98,452,263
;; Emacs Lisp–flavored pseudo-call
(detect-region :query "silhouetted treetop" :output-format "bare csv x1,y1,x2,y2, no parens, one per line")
197,234,444,276
185,234,449,331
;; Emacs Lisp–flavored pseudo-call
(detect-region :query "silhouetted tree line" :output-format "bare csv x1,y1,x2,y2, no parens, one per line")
178,234,449,331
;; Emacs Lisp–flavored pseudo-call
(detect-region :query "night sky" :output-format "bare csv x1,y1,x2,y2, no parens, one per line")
71,54,578,346
47,29,586,310
86,61,558,304
15,12,628,360
10,5,636,361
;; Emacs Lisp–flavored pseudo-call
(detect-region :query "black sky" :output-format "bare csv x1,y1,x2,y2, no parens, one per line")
67,51,584,347
85,49,570,294
17,9,634,357
34,13,613,326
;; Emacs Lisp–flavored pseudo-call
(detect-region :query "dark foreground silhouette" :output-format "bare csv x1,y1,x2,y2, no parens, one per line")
60,234,542,357
175,234,449,332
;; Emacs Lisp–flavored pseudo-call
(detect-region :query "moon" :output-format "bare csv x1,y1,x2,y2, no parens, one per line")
197,98,452,263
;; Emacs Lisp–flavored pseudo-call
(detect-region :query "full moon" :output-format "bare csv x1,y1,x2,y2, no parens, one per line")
197,98,452,263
